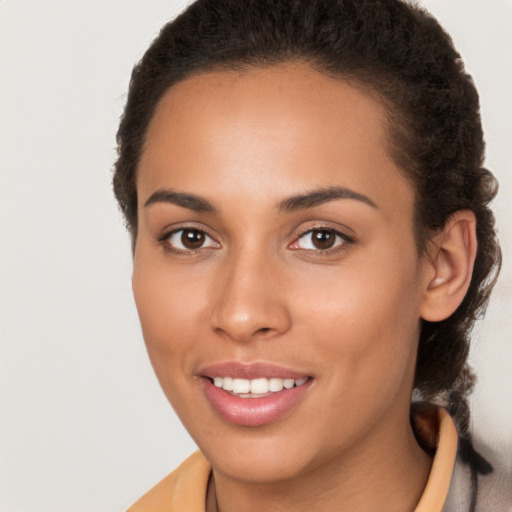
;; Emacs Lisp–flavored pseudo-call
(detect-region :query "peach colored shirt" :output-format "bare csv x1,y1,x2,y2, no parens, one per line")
128,408,458,512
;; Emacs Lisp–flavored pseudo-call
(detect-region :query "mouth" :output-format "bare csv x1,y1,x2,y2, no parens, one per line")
199,362,313,427
208,375,309,398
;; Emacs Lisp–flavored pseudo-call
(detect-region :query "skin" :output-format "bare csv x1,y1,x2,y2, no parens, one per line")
132,62,476,511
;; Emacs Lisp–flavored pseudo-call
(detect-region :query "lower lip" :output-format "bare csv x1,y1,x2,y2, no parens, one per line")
201,378,312,427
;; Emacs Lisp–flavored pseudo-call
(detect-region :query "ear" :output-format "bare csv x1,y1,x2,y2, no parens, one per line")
420,210,477,322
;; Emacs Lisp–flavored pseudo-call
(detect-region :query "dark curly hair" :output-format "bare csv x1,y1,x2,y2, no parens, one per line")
113,0,501,504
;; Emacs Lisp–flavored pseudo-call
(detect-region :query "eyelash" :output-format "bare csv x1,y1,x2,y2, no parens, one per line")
159,227,219,256
158,226,355,255
290,227,355,254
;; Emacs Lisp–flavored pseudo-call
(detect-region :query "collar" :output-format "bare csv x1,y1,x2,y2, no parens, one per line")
415,408,458,511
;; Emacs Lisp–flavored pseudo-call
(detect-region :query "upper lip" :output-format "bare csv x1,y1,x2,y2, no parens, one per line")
199,361,311,380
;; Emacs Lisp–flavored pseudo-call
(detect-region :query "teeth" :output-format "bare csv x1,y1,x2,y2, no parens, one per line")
232,378,250,394
268,378,283,392
250,378,269,394
212,376,308,395
223,376,234,391
283,378,295,389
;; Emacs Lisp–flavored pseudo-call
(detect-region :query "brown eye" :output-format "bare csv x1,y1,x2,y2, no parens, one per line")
311,230,336,249
293,228,348,251
181,229,205,249
165,228,219,252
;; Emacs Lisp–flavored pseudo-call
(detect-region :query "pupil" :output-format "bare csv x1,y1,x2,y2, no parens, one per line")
182,229,205,249
313,230,335,249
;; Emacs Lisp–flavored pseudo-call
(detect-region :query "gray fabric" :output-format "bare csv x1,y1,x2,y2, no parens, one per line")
444,451,512,512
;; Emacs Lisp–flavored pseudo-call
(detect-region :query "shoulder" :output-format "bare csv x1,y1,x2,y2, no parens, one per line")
444,440,512,512
412,403,511,512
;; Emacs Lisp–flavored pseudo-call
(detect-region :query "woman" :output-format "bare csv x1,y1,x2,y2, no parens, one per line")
113,0,504,510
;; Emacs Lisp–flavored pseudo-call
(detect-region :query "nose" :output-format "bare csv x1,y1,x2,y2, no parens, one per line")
209,249,292,343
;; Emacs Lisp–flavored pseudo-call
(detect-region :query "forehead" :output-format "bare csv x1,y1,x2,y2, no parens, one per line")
137,62,413,219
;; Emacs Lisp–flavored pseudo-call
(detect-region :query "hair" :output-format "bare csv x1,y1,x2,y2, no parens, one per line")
113,0,501,505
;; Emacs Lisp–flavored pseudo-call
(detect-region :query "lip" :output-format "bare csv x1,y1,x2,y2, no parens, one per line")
199,361,310,380
199,361,313,427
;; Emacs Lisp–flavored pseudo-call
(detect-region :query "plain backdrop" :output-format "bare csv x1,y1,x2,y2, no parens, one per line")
1,1,511,510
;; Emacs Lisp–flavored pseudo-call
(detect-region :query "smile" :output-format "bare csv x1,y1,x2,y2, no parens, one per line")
199,362,313,427
211,376,308,397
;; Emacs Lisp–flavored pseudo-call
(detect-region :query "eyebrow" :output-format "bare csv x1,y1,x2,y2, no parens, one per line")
144,185,377,214
278,186,377,212
144,188,217,213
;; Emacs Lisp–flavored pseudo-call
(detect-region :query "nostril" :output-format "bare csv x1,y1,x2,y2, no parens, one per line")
256,327,273,336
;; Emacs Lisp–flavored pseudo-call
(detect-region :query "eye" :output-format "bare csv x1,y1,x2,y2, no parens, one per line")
163,228,219,252
291,228,351,251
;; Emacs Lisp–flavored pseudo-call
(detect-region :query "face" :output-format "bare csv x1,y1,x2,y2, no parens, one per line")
133,63,430,484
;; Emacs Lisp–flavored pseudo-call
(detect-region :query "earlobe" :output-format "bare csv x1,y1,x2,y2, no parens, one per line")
420,211,477,322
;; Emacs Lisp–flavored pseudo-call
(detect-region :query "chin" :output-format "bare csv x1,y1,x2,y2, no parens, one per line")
193,420,324,484
210,446,315,484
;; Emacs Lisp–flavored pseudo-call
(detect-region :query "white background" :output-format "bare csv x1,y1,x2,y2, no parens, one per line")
0,1,510,510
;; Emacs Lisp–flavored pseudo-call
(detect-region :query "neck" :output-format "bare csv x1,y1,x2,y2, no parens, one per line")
207,411,432,512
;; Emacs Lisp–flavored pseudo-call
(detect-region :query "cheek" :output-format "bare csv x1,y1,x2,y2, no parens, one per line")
131,260,215,433
131,255,208,381
288,260,422,449
294,244,423,392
